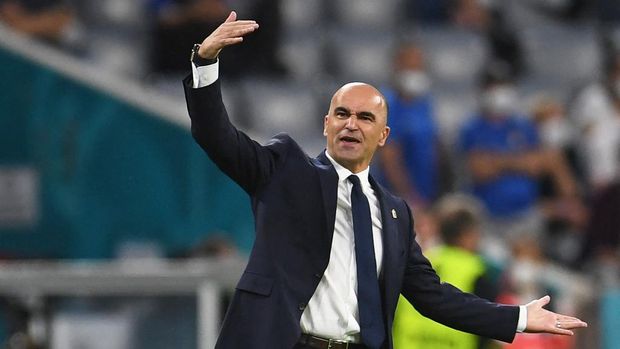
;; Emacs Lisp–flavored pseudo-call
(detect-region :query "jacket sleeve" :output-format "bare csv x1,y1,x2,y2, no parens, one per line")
399,204,519,343
183,76,288,195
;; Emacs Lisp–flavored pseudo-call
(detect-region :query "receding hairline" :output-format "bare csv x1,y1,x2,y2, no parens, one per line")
329,82,389,118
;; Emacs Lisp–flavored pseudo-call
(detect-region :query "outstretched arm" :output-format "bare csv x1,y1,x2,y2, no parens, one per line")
184,12,287,195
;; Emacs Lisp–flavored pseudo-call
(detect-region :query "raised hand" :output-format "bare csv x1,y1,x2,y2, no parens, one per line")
197,11,259,60
524,295,587,336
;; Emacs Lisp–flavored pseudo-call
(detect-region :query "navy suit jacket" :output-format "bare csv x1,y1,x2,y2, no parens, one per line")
183,78,519,349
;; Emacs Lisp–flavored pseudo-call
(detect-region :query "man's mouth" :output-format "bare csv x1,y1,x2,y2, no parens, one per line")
339,135,361,144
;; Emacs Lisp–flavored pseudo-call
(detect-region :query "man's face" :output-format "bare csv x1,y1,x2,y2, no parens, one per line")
323,83,390,173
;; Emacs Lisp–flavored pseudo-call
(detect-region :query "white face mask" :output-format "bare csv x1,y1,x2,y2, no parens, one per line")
396,70,431,97
482,86,518,116
540,116,573,149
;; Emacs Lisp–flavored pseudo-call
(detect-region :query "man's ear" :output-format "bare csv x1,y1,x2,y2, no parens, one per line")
378,126,391,147
323,115,329,136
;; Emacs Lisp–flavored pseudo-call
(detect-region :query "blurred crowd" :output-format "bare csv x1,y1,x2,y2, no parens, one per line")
3,0,620,348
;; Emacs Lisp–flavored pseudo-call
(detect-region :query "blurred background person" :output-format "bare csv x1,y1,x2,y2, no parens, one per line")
581,178,620,288
459,66,579,253
147,0,285,79
0,0,82,51
147,0,229,77
379,43,452,210
499,234,592,349
530,96,588,266
570,50,620,193
393,194,499,349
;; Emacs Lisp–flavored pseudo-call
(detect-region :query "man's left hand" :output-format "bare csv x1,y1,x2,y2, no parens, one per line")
524,295,587,336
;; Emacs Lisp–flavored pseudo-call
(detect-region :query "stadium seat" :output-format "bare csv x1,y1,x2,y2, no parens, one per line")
406,26,489,87
329,0,401,30
519,24,601,87
240,78,322,142
280,0,325,32
279,31,326,81
433,84,479,146
325,29,395,86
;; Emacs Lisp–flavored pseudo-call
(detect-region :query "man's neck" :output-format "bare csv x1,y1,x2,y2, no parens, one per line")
324,151,369,174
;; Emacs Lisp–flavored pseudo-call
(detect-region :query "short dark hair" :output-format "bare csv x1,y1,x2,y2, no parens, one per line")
439,209,480,246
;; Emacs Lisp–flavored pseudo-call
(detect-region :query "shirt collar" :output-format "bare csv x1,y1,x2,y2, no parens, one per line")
324,151,371,187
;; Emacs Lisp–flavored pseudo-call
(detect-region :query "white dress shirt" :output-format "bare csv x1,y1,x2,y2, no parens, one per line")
299,152,384,342
191,60,527,338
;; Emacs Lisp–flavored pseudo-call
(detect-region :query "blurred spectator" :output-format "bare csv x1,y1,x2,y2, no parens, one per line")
500,235,592,349
0,0,81,49
531,96,576,152
453,0,489,29
148,0,229,76
460,67,578,241
581,180,620,288
148,0,285,78
501,0,592,28
570,51,620,193
379,43,451,210
484,10,524,80
530,96,588,266
404,0,451,24
453,2,524,79
393,194,498,349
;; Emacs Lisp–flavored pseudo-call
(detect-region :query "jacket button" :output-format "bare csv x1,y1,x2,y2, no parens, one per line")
314,273,322,279
298,303,306,311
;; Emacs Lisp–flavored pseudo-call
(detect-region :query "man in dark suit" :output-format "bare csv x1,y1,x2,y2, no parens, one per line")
183,11,587,349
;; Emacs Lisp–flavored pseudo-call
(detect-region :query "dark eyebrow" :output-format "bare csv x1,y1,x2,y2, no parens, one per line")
357,111,376,121
334,107,376,121
334,106,350,115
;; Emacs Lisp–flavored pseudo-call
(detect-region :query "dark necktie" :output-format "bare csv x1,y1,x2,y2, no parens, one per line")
348,175,385,349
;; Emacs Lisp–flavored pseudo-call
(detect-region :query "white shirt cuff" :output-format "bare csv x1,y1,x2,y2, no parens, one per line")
516,305,527,332
191,60,219,88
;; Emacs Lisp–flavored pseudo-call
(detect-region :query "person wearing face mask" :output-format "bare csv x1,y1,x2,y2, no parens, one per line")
530,97,588,266
570,51,620,193
379,43,449,210
459,67,579,247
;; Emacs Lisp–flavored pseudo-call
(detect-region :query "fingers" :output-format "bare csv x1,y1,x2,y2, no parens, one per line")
556,318,588,329
525,300,588,336
538,295,551,307
549,314,588,336
221,37,244,45
550,328,575,336
198,15,259,59
525,295,550,309
225,10,236,23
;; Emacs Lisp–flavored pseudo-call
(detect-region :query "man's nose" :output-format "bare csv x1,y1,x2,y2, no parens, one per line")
345,115,359,129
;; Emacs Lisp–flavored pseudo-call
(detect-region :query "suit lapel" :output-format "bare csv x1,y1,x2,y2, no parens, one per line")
312,151,339,254
369,176,404,310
